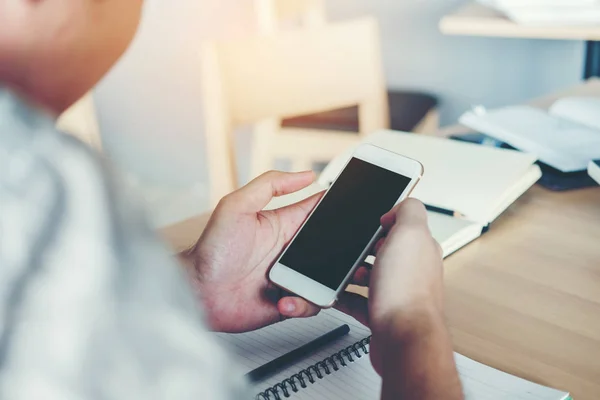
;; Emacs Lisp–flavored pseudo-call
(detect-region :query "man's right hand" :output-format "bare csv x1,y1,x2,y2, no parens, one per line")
367,199,446,371
338,199,463,400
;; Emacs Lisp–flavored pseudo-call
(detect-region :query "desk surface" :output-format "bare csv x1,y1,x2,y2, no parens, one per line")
440,2,600,41
445,185,600,399
161,190,600,399
160,81,600,399
161,188,600,400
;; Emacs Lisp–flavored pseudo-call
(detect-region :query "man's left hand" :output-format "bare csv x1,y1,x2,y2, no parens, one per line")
181,171,324,333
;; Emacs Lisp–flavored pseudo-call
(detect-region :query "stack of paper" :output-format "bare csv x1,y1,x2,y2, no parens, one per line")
479,0,600,26
460,97,600,172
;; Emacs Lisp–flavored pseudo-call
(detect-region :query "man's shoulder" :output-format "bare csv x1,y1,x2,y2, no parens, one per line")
2,125,108,195
0,89,106,186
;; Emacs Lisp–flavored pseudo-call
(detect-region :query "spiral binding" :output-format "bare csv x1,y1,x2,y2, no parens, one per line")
255,336,372,400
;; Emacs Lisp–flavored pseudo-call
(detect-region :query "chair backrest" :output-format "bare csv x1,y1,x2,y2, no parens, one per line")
255,0,326,33
56,93,102,150
201,17,388,205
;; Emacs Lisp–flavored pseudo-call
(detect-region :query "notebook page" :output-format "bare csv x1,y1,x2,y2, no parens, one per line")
216,309,368,372
550,97,600,131
426,211,483,258
284,355,381,400
292,353,570,400
457,354,570,400
216,309,379,397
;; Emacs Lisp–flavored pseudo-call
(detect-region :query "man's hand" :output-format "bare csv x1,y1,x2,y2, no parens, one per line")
336,199,463,400
181,171,325,333
369,200,447,370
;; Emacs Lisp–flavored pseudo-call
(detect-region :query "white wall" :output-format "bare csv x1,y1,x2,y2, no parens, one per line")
94,0,584,218
326,0,583,123
96,0,256,188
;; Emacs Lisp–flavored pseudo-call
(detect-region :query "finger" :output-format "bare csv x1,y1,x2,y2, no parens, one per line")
219,171,316,214
276,191,325,241
335,292,369,326
351,266,371,287
393,198,429,230
278,296,321,319
368,239,384,256
374,237,386,255
380,205,399,231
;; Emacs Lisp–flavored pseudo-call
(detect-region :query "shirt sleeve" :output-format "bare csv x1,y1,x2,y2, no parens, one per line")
0,130,247,400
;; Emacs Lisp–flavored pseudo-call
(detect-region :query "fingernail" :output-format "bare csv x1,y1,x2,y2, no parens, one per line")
283,301,296,314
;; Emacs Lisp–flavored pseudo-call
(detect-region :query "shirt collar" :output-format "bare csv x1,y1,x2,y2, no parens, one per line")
0,88,57,147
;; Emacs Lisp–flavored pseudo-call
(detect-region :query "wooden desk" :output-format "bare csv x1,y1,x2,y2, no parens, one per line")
160,80,600,399
161,188,600,399
440,2,600,78
445,185,600,399
435,78,600,399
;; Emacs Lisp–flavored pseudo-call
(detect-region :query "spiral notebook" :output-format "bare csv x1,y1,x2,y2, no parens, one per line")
217,309,571,400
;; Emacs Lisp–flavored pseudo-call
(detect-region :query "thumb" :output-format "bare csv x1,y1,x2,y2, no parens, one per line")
217,171,315,214
392,198,429,231
278,296,321,319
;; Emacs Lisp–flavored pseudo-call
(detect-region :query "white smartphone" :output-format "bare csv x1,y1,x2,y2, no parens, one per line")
269,143,423,308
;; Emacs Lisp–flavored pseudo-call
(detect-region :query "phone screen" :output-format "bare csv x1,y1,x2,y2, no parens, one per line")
280,157,412,290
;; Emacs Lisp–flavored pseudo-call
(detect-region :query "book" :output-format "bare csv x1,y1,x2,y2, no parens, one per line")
218,309,571,399
589,160,600,184
460,97,600,173
309,130,541,258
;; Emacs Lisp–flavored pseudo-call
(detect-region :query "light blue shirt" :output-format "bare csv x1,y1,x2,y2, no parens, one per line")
0,89,244,400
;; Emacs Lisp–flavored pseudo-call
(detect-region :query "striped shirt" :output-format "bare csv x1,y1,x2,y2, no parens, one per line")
0,89,245,400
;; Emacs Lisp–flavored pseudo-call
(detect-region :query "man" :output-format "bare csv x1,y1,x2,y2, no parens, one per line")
0,1,463,399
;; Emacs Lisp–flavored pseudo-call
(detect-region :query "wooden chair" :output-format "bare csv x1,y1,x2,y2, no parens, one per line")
253,0,440,136
201,16,389,206
57,92,103,150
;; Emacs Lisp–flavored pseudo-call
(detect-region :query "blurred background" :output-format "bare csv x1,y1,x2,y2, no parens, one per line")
79,0,584,225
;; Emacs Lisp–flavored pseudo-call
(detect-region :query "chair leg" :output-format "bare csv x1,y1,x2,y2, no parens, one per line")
412,109,440,134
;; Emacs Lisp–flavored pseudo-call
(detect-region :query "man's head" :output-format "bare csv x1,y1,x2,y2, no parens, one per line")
0,0,143,114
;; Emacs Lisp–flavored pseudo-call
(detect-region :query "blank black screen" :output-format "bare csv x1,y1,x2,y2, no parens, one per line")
280,158,412,290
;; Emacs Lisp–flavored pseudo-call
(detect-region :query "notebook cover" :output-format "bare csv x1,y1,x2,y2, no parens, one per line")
320,130,539,225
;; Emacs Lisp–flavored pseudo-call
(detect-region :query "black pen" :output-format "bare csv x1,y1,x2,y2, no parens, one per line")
246,324,350,383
